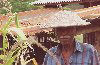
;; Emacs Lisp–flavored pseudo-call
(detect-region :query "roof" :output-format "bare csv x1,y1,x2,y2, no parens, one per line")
74,5,100,19
0,8,58,35
0,5,100,35
38,11,90,28
31,0,100,5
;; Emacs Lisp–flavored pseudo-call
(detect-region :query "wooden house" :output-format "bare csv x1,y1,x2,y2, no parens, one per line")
73,5,100,53
31,0,100,8
0,4,100,65
32,0,100,59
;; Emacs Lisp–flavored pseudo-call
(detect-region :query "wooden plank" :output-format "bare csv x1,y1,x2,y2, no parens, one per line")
76,24,100,35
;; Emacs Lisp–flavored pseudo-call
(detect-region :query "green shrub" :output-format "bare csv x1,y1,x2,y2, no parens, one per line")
0,0,40,14
0,8,8,14
10,1,40,13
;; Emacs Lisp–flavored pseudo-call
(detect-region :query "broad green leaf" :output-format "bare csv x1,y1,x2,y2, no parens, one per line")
0,64,3,65
8,27,27,40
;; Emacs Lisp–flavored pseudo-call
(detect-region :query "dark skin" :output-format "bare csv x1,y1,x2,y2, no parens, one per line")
55,27,76,64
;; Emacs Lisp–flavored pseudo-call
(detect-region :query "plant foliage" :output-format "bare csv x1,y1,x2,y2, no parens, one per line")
0,0,41,14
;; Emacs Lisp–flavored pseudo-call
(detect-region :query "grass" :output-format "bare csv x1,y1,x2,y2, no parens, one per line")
74,34,83,43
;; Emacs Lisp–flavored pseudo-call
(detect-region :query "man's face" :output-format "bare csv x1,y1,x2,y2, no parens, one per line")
55,27,76,45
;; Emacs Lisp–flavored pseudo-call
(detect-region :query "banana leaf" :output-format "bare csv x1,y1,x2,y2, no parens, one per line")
8,27,27,41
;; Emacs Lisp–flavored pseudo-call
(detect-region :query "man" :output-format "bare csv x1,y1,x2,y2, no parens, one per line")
43,27,99,65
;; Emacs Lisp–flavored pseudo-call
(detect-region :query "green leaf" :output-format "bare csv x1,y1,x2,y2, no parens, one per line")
8,27,27,40
8,47,19,57
3,34,8,49
74,34,83,43
15,13,20,28
0,55,6,59
0,55,8,61
5,55,16,65
3,41,8,49
1,17,13,49
0,8,8,14
2,17,13,31
5,48,20,65
4,48,20,65
0,48,3,50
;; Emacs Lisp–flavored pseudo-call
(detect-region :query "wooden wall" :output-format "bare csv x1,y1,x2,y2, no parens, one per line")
83,31,100,53
81,1,100,8
95,31,100,53
80,18,100,53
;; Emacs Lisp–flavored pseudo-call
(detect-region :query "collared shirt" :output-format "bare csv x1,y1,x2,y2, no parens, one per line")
43,42,100,65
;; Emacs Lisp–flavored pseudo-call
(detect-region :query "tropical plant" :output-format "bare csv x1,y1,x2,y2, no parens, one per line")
0,0,12,14
0,0,42,14
0,12,61,65
0,13,36,65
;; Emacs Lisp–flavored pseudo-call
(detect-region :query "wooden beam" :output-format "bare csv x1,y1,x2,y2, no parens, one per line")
76,24,100,35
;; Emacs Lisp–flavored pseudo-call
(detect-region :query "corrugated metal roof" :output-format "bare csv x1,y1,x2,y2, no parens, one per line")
1,5,100,28
31,0,100,5
0,5,100,35
31,0,81,4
